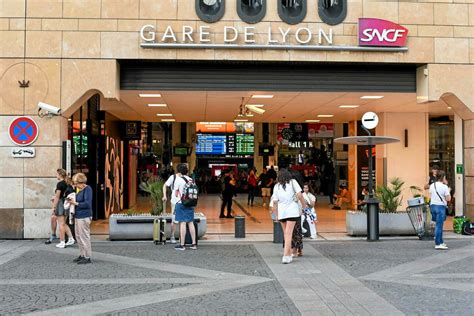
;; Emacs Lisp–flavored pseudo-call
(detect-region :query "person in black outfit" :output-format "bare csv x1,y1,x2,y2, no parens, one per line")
220,170,236,218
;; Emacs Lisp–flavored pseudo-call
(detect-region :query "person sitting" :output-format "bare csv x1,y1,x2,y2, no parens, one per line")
332,184,351,210
357,187,369,211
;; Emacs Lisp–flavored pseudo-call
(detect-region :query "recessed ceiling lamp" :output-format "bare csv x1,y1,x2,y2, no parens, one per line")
148,104,167,107
339,105,359,108
361,96,384,100
156,114,173,117
234,119,248,122
305,120,320,122
251,95,274,99
317,114,334,118
161,119,175,122
139,94,161,98
447,106,452,109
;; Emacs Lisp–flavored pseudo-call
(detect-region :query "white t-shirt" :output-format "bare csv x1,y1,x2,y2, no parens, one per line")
271,179,302,220
172,175,193,204
429,182,450,206
302,192,316,212
165,174,180,204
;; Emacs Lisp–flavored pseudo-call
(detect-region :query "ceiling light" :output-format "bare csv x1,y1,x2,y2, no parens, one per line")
139,94,161,98
156,114,173,117
317,114,334,118
251,95,274,99
161,119,175,122
447,107,452,109
305,120,321,123
148,104,167,107
361,96,384,100
246,104,265,107
234,119,248,122
339,105,359,109
246,113,254,117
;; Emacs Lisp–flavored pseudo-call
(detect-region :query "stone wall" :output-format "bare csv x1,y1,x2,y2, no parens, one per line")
465,120,474,219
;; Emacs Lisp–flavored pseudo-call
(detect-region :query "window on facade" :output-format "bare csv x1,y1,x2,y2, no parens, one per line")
196,0,225,23
318,0,347,25
278,0,307,25
237,0,266,24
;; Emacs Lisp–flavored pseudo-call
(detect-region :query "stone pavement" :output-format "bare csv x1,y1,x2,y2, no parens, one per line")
0,238,472,315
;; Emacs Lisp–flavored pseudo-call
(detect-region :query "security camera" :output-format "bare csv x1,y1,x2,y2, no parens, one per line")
38,102,61,117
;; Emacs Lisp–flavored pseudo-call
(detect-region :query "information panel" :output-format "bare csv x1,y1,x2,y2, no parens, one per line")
196,134,226,155
236,134,254,155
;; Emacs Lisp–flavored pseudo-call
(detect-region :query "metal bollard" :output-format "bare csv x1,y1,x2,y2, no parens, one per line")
273,221,283,243
235,216,245,238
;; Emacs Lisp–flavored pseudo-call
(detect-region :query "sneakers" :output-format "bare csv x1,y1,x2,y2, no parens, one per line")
77,257,92,264
65,238,75,246
281,256,293,264
174,245,185,251
435,244,448,250
189,244,197,250
226,214,234,219
73,255,84,263
310,235,318,240
55,241,66,248
170,236,177,244
45,234,57,244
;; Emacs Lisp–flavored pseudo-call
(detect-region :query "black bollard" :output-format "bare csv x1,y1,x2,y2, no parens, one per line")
235,216,245,238
273,221,283,243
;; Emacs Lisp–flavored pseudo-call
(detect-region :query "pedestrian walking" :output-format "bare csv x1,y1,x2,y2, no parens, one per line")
301,183,318,239
173,163,198,251
247,169,258,206
163,169,181,244
270,169,306,264
220,170,236,218
429,170,451,250
53,169,75,249
69,173,93,264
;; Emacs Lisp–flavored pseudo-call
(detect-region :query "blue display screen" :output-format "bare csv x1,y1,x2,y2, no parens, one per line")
196,134,227,155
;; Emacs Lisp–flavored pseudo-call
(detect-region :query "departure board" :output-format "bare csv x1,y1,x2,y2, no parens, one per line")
236,134,254,155
196,134,226,155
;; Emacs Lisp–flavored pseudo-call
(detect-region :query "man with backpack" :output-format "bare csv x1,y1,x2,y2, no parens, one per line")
173,163,198,251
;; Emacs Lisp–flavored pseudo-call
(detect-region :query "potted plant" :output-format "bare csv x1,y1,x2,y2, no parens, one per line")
346,177,415,236
407,186,424,206
142,179,164,215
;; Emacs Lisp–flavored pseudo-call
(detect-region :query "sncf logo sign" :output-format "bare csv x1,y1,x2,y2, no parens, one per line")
358,18,408,47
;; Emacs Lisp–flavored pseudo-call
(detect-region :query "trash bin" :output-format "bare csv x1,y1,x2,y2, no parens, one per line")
273,221,283,244
406,204,432,240
235,216,245,238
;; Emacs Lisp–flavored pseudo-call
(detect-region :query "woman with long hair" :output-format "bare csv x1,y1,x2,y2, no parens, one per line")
270,169,306,264
53,169,75,248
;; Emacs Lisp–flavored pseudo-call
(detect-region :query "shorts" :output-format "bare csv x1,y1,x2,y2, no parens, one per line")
175,203,195,223
261,188,271,197
279,216,300,222
55,199,66,216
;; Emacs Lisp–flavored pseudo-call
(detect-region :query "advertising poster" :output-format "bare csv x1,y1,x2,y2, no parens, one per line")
357,124,376,201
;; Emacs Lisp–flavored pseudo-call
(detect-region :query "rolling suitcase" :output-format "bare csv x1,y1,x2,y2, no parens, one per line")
153,218,166,245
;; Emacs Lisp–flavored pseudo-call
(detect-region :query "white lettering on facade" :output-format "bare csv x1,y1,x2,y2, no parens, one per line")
279,27,291,43
182,25,194,42
161,25,177,42
319,29,333,45
244,27,256,43
295,27,312,44
140,24,156,42
224,26,238,42
267,28,278,44
199,26,211,42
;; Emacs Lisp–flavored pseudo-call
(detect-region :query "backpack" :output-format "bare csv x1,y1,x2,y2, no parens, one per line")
181,176,199,207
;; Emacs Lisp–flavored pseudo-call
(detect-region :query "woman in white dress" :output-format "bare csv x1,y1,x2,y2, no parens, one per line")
271,169,307,264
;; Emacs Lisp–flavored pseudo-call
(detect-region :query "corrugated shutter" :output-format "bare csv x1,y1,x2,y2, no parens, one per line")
120,60,416,92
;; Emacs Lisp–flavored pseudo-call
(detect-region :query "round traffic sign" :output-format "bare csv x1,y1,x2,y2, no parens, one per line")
8,117,39,146
361,112,379,130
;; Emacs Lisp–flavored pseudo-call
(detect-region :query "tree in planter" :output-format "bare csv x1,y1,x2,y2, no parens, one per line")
142,179,164,215
376,177,405,213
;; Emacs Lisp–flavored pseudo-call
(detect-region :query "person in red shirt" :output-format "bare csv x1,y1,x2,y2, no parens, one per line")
247,169,258,206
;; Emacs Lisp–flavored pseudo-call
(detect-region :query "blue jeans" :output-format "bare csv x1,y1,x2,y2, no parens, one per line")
430,204,446,246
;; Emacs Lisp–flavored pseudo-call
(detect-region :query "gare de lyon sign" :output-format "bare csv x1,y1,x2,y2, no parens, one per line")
140,18,409,52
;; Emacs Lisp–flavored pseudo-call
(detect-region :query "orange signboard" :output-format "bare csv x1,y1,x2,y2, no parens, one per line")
196,122,254,133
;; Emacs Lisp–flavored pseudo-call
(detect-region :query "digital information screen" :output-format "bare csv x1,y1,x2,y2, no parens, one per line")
196,134,226,155
236,134,254,155
196,133,254,156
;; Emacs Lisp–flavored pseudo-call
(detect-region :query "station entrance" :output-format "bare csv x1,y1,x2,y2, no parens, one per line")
73,60,454,238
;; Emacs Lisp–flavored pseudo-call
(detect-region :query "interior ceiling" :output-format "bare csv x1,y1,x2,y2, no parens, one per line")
101,90,452,123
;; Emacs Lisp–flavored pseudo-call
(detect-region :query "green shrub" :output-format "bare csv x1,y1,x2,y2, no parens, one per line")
376,177,404,213
142,179,164,215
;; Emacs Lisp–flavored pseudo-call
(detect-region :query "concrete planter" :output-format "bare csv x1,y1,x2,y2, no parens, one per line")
109,213,207,240
346,211,415,236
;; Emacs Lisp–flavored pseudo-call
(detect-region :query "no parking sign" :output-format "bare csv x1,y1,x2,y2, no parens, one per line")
8,117,39,146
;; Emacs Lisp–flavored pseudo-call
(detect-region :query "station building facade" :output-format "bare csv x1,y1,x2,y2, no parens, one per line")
0,0,473,238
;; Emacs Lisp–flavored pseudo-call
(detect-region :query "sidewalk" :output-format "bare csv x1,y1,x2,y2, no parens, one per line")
0,238,472,315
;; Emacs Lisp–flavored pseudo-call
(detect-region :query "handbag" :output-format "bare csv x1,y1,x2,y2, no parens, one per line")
291,180,299,203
